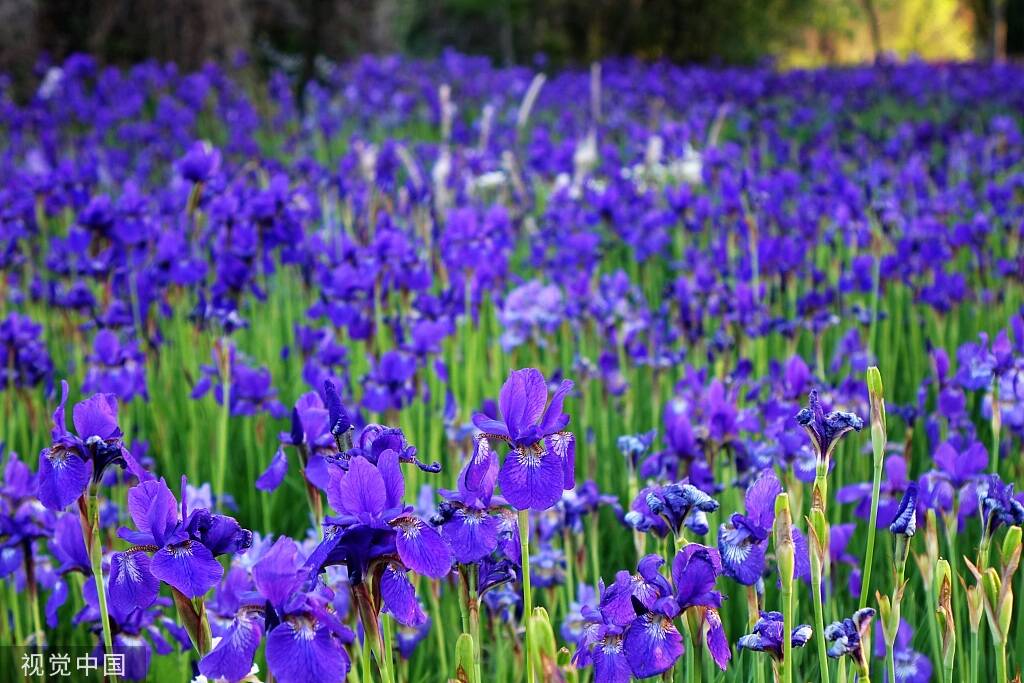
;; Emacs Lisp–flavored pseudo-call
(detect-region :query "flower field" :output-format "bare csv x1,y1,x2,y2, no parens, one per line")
2,53,1024,682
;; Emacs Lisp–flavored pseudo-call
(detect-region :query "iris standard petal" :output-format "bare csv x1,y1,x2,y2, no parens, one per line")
330,455,386,520
127,479,178,547
252,536,304,609
72,393,121,441
377,449,406,510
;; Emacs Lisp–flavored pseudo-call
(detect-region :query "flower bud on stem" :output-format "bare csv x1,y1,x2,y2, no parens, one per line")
933,559,956,683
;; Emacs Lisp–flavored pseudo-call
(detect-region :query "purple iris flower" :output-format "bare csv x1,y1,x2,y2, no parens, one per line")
980,474,1024,533
361,351,417,413
77,586,188,682
258,391,339,493
199,568,265,683
737,611,813,660
249,536,354,683
955,331,1013,390
0,312,53,390
672,544,731,670
617,430,657,468
625,481,719,538
587,555,683,679
623,596,685,678
572,602,631,683
795,390,864,462
178,140,221,184
918,440,987,525
312,451,452,581
718,471,779,585
83,329,148,402
37,380,146,511
599,555,673,625
434,455,501,564
824,608,875,661
530,543,566,588
192,344,286,419
469,368,576,511
343,422,441,473
889,483,918,537
110,477,251,613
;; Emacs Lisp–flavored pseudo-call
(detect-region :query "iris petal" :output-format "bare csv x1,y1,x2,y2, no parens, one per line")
256,447,288,492
37,449,91,511
395,518,452,578
265,619,349,683
151,537,223,598
441,508,499,563
381,566,428,627
497,447,564,511
623,613,684,678
199,612,264,683
109,551,160,617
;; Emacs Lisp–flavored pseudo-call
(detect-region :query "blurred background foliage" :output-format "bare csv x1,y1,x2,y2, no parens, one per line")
0,0,1021,91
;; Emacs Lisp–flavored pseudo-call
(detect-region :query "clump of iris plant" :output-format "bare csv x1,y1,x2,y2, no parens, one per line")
37,381,149,659
468,368,575,683
112,476,252,656
796,382,865,683
573,544,730,682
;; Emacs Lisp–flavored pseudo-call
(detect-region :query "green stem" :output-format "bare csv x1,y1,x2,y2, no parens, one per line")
969,630,979,683
469,567,482,683
24,550,44,647
781,581,793,683
381,614,397,683
860,457,884,610
995,641,1007,683
811,555,830,683
747,586,765,683
990,379,1000,473
425,582,449,675
885,643,895,683
214,352,231,497
88,495,117,682
361,627,372,683
519,509,535,683
683,614,697,683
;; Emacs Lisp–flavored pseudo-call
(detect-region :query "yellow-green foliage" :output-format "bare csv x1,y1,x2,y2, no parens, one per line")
782,0,974,67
